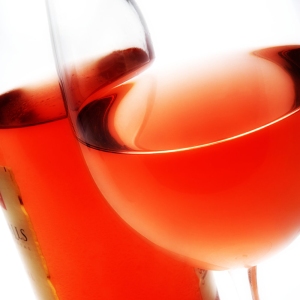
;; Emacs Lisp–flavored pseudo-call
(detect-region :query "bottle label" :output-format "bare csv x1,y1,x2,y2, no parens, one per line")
0,166,58,300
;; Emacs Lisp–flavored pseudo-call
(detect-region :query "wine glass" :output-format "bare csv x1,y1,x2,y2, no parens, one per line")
46,0,300,299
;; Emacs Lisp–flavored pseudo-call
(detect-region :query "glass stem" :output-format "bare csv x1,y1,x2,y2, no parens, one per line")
196,266,260,300
248,266,260,300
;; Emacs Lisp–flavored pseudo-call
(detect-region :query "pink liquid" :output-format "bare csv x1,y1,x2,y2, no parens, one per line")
77,46,300,269
0,79,201,299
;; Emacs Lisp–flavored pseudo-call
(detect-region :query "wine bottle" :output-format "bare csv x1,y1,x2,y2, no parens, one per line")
0,77,204,300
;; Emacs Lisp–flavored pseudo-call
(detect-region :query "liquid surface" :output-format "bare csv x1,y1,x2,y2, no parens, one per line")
77,46,300,152
0,81,66,128
76,46,300,269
